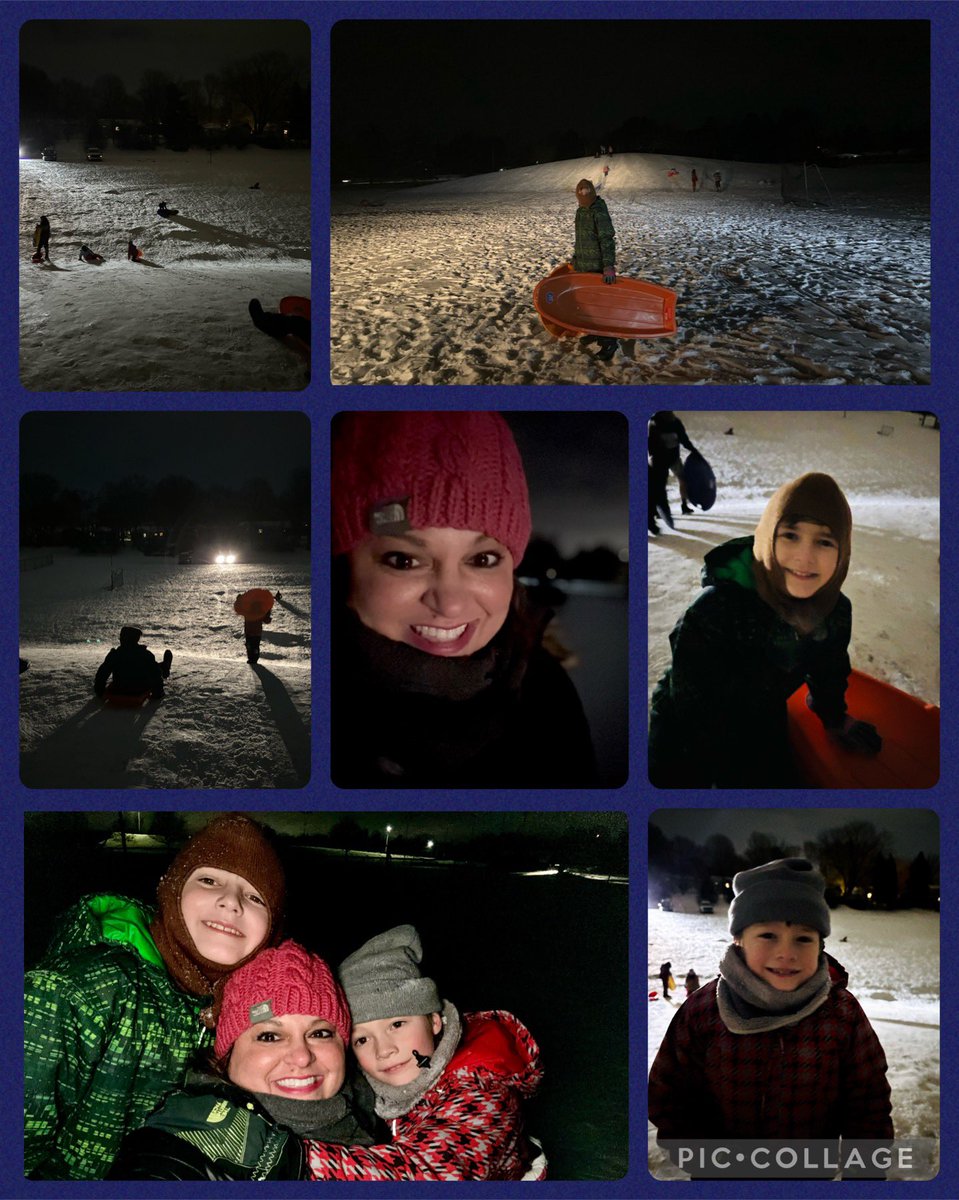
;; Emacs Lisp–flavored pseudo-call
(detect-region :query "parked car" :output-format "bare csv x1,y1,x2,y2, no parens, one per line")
41,145,58,161
699,900,714,914
85,146,103,161
657,898,673,912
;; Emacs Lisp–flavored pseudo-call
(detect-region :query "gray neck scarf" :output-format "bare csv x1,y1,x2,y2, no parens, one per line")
252,1086,372,1143
364,1000,462,1120
717,944,831,1035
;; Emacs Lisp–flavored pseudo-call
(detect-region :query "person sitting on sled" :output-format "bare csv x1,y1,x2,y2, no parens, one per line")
127,240,142,261
78,244,104,264
648,472,882,787
94,625,172,700
248,299,309,347
571,179,619,362
156,201,178,217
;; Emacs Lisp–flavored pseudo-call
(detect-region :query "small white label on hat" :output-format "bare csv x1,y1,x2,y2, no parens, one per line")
250,1000,275,1023
370,499,411,536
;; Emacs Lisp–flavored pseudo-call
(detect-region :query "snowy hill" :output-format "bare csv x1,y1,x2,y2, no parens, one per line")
330,155,928,385
19,551,311,788
19,144,310,391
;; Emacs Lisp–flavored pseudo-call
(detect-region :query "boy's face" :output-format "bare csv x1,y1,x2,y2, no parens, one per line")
774,520,839,599
351,1012,443,1086
735,922,821,991
179,865,269,965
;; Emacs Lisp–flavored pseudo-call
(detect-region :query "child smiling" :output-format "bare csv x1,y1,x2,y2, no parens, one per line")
649,472,881,787
648,858,893,1142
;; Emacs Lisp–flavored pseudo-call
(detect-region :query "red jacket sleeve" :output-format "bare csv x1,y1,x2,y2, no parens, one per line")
307,1079,526,1181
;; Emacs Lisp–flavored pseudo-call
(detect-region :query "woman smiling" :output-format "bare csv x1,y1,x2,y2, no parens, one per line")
331,411,597,787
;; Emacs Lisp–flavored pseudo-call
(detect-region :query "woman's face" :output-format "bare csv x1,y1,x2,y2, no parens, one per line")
228,1015,346,1099
348,527,514,656
179,866,270,965
773,520,839,599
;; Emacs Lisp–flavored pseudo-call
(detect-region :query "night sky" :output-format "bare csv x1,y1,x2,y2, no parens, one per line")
332,19,928,170
651,808,939,860
504,411,628,556
20,412,310,493
20,19,309,90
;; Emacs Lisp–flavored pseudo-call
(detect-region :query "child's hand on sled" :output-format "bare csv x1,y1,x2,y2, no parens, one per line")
828,716,882,755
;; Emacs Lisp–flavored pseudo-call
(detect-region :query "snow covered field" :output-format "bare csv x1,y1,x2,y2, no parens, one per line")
648,410,940,711
647,902,940,1180
19,143,310,391
19,551,310,789
330,154,929,386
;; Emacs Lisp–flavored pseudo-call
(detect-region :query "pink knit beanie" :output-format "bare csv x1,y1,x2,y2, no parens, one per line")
331,411,532,564
215,939,352,1056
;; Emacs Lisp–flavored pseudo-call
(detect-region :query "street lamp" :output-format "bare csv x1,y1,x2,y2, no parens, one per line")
426,839,434,854
384,825,393,857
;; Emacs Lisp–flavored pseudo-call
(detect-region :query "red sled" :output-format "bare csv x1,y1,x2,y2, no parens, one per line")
279,295,311,320
533,262,677,340
787,669,939,789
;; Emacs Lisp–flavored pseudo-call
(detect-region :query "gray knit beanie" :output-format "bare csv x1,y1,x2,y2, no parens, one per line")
728,858,831,937
338,925,441,1024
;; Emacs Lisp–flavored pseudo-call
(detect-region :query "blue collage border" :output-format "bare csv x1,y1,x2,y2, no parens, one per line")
2,1,956,1198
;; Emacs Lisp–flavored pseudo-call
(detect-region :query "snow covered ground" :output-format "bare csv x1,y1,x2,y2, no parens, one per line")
330,154,929,385
19,143,310,391
647,902,940,1180
19,551,310,789
648,410,940,711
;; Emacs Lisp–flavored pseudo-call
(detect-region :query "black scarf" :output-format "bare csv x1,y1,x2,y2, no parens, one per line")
333,594,547,781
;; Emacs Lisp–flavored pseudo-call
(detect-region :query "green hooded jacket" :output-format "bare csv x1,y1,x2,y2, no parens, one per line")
573,196,616,272
649,536,851,787
24,894,212,1181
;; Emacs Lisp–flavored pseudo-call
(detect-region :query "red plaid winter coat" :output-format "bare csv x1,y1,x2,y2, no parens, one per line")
648,958,893,1139
307,1010,544,1180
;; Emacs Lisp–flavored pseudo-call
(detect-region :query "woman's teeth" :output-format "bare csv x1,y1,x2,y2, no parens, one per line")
276,1076,319,1089
413,624,467,641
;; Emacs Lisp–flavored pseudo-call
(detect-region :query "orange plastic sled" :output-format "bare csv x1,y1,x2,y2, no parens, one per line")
533,262,677,340
787,669,939,789
234,588,276,620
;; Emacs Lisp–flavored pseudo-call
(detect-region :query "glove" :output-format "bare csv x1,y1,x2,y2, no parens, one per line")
828,716,883,755
603,265,616,284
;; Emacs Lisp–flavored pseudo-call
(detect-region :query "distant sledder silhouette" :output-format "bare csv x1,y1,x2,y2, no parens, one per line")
249,297,309,358
78,244,105,264
94,625,172,705
156,201,179,218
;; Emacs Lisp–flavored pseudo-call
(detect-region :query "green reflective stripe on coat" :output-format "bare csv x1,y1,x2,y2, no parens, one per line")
24,894,210,1180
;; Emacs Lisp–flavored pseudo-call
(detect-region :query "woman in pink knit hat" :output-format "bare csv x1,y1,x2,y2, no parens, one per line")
109,940,382,1180
331,410,596,787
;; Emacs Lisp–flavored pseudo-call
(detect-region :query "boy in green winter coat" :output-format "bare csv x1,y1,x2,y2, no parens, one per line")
23,814,286,1180
572,178,618,361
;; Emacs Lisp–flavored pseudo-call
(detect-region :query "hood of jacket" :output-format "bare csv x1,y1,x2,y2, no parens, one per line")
38,893,164,971
701,536,758,591
449,1010,544,1100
